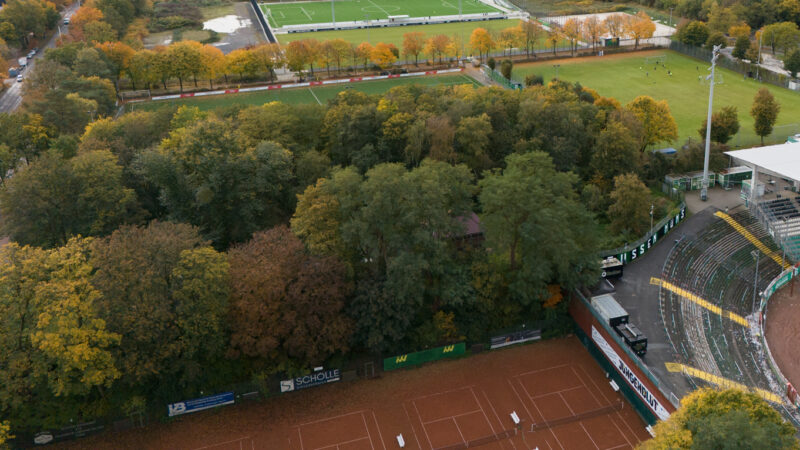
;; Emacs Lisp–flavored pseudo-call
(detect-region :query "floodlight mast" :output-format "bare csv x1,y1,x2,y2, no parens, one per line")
700,44,722,202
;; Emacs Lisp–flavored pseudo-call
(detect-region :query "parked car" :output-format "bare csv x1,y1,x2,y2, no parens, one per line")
64,17,70,25
16,74,23,82
26,51,35,59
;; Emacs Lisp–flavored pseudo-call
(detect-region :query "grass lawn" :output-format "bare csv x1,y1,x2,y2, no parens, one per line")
125,73,482,112
277,19,524,48
261,0,499,28
200,4,236,20
513,50,800,147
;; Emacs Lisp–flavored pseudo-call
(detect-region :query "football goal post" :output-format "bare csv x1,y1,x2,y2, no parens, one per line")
644,54,666,65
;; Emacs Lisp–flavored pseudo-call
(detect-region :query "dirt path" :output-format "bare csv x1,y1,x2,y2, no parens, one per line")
765,281,800,391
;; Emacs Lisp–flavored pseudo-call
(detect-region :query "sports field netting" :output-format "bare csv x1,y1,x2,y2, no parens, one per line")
126,74,482,112
261,0,501,28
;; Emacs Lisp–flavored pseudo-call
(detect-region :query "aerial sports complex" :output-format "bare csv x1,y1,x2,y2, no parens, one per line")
257,0,525,35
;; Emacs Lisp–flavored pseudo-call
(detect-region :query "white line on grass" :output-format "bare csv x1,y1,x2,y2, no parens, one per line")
299,6,313,21
308,87,322,104
366,0,390,17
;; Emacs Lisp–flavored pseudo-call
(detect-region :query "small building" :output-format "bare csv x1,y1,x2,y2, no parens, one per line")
717,166,752,189
665,171,716,191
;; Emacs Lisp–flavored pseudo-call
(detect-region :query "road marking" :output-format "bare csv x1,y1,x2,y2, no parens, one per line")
714,211,791,269
650,277,749,327
665,362,784,404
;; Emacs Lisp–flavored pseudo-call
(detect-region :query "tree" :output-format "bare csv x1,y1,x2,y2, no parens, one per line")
425,34,451,65
355,41,373,71
591,120,640,181
582,16,606,52
402,31,425,65
500,59,513,79
370,42,397,68
127,49,157,90
469,27,494,61
546,28,562,56
166,41,203,91
479,152,599,308
784,48,800,77
251,42,286,80
750,87,781,144
285,39,312,74
0,150,137,248
729,22,751,39
641,388,798,449
603,14,626,39
698,105,740,143
706,31,728,49
226,48,257,81
733,35,751,59
74,47,111,79
139,116,295,248
608,173,650,236
200,44,226,89
563,18,582,56
762,22,800,55
625,11,656,49
96,41,135,87
91,221,229,386
0,0,56,46
708,3,738,33
455,113,493,174
678,20,710,46
625,95,678,151
227,226,352,368
83,21,117,44
498,26,521,56
519,20,544,56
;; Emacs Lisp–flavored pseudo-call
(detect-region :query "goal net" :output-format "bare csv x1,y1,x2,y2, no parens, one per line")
644,55,666,65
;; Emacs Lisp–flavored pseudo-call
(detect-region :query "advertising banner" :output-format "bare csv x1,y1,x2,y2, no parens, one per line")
592,326,671,421
490,329,542,349
384,342,466,371
607,206,686,264
167,392,234,417
280,368,341,393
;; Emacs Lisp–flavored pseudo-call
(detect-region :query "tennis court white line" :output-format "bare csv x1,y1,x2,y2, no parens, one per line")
360,411,377,450
573,365,636,449
514,363,571,377
471,388,498,436
408,385,477,402
297,410,367,427
579,422,600,450
314,436,371,450
452,417,468,446
514,377,565,449
481,389,517,450
412,399,434,449
422,409,484,425
192,437,250,450
371,410,387,450
529,384,585,399
401,402,422,449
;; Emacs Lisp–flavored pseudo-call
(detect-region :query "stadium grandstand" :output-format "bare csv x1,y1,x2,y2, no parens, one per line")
726,141,800,262
657,207,800,424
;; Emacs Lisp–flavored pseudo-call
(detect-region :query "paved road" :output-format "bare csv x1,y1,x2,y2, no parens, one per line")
0,2,79,114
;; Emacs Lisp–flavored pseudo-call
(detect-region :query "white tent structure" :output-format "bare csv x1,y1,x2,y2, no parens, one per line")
726,142,800,260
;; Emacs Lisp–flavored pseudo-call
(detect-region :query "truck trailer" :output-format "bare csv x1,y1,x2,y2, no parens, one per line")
591,294,648,356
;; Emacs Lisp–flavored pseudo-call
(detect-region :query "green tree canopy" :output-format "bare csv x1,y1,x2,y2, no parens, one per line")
699,105,740,144
750,88,781,144
608,173,651,236
640,388,798,449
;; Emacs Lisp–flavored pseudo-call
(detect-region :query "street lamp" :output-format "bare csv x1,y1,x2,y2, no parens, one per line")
650,204,654,235
752,250,761,312
553,64,561,79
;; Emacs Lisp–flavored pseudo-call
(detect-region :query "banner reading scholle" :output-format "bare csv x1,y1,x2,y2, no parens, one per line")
592,326,670,421
167,392,234,417
280,368,341,393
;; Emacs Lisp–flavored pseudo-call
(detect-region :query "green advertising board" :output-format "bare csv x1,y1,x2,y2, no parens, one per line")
384,342,466,371
606,206,686,265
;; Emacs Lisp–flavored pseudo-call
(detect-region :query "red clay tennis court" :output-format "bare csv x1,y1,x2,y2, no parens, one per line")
59,336,650,450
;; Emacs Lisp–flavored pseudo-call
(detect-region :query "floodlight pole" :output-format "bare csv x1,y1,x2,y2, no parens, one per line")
668,7,674,27
459,0,462,19
700,44,721,202
752,250,761,311
756,29,763,81
331,0,336,28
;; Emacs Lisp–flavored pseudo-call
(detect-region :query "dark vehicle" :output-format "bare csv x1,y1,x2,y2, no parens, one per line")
591,294,648,356
600,256,623,279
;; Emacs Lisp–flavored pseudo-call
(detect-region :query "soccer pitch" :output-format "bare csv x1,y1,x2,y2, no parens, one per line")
261,0,501,28
276,18,522,46
513,50,800,147
126,74,482,112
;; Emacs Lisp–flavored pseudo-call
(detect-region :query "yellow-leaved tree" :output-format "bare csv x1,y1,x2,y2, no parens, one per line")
640,388,798,450
625,95,678,151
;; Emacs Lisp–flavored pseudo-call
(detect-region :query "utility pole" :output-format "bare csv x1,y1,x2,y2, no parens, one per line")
752,250,761,312
756,29,763,81
668,7,674,27
650,204,654,235
701,44,721,202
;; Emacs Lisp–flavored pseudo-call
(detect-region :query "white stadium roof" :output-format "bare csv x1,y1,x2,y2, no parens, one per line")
725,142,800,182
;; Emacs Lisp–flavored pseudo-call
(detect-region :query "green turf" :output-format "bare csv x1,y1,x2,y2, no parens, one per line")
513,50,800,147
261,0,500,28
276,19,526,47
125,74,482,112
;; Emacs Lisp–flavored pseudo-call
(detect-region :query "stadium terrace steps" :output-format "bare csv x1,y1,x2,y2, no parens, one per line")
659,209,784,397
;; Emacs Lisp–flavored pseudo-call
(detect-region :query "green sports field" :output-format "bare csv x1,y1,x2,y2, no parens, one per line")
126,74,481,112
261,0,500,28
277,18,525,47
513,50,800,147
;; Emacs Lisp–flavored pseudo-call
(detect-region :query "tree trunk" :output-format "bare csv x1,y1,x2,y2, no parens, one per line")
178,77,183,92
193,75,198,88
